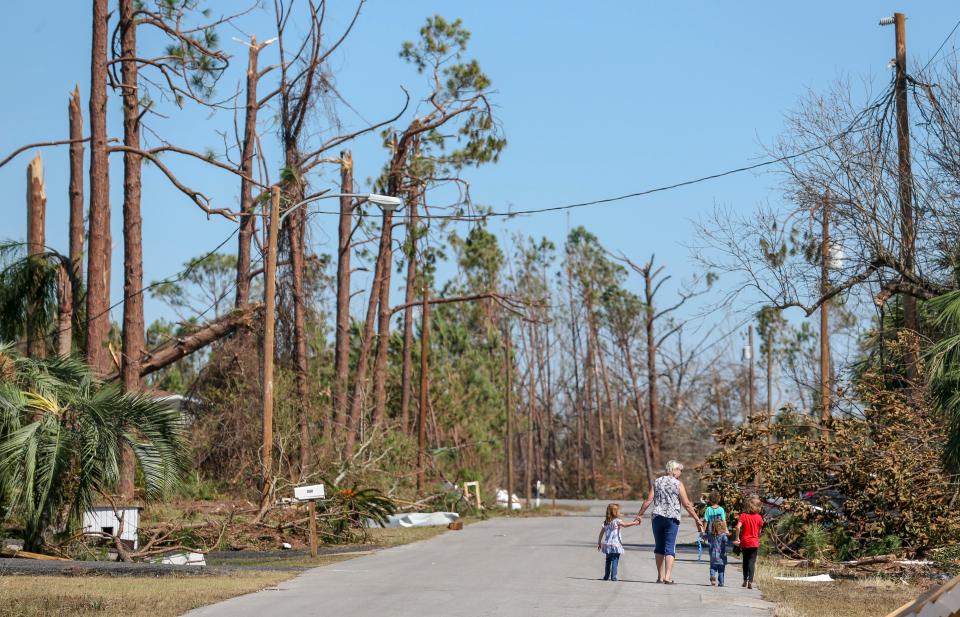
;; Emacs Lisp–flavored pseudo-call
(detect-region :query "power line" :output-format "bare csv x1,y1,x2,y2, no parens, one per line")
20,226,240,348
300,87,893,223
919,17,960,74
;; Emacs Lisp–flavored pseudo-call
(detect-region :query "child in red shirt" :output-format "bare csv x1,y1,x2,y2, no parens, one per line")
733,495,764,589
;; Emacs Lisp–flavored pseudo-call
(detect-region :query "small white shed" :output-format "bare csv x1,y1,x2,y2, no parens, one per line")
82,505,142,549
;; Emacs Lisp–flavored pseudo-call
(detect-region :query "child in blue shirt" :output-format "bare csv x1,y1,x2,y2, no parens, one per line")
703,491,726,530
709,519,730,586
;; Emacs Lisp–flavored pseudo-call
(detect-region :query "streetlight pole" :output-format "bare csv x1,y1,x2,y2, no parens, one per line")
260,188,401,510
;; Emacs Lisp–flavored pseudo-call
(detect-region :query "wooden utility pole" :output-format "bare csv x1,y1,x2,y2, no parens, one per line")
26,154,46,358
766,326,774,445
889,12,919,382
820,196,832,441
504,326,515,513
526,323,536,507
260,186,280,510
417,285,430,496
747,325,755,421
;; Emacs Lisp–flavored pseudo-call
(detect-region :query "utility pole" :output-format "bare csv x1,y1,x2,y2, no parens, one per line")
747,325,755,421
260,186,280,510
504,325,515,513
820,194,832,441
526,323,536,508
883,12,918,380
766,325,774,445
417,284,430,496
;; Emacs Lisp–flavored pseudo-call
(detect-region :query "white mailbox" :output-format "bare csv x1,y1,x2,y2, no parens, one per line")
294,484,325,501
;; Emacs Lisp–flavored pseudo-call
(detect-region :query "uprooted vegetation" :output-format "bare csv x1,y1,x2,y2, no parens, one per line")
701,363,960,564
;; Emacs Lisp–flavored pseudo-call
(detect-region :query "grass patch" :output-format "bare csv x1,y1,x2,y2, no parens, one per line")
0,572,293,617
5,514,460,615
755,560,929,617
365,524,450,547
206,552,366,569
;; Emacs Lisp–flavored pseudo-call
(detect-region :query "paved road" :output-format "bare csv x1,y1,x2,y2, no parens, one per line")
184,501,772,617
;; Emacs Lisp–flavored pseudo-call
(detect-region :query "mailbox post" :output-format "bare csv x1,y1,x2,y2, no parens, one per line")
295,484,325,558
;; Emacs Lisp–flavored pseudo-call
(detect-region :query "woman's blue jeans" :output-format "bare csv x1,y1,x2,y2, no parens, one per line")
652,515,680,557
603,552,621,580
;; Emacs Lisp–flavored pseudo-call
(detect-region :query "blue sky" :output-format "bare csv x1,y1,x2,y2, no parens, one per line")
2,1,958,354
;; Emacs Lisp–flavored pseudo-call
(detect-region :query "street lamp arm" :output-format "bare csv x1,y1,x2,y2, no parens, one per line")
276,191,402,225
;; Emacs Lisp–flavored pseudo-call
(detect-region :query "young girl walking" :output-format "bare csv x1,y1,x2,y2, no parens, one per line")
733,495,764,589
597,503,640,581
708,520,730,586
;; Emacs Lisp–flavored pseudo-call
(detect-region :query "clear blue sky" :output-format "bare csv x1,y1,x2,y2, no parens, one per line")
2,1,958,349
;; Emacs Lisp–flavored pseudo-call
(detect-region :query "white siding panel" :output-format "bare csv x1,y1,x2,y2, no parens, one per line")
82,507,140,549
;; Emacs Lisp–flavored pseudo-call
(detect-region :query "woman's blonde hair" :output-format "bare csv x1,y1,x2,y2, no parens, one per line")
743,495,762,514
665,460,684,475
605,503,621,524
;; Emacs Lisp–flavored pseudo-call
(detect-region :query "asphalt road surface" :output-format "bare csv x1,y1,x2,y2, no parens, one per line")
184,500,772,617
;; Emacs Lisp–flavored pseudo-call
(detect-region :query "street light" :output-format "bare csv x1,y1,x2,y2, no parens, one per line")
278,192,402,225
260,187,402,509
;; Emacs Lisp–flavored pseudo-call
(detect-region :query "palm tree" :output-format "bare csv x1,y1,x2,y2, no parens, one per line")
926,290,960,475
0,240,79,355
0,343,185,551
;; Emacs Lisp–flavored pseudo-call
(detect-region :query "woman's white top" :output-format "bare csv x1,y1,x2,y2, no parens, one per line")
651,475,682,521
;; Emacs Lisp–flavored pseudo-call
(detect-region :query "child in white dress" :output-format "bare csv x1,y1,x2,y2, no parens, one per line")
597,503,640,581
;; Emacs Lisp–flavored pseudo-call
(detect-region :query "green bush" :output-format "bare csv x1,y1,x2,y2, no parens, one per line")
802,523,830,561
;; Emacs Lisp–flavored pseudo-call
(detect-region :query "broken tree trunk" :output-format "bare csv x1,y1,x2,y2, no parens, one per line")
644,266,661,470
68,85,85,330
55,264,72,358
234,37,262,310
370,206,396,428
331,151,353,438
86,0,112,374
26,154,46,358
118,0,143,501
345,266,385,456
398,195,420,434
287,199,312,477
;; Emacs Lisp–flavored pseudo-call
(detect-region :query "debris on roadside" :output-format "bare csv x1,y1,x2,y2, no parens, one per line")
158,551,206,566
370,512,459,529
774,573,834,582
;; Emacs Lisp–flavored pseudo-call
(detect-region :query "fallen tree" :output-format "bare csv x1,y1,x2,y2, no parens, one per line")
104,304,261,382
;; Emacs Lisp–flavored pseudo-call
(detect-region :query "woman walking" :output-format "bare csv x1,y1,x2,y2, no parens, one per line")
635,460,704,583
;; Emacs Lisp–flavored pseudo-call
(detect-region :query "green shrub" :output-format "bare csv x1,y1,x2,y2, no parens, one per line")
802,523,830,561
